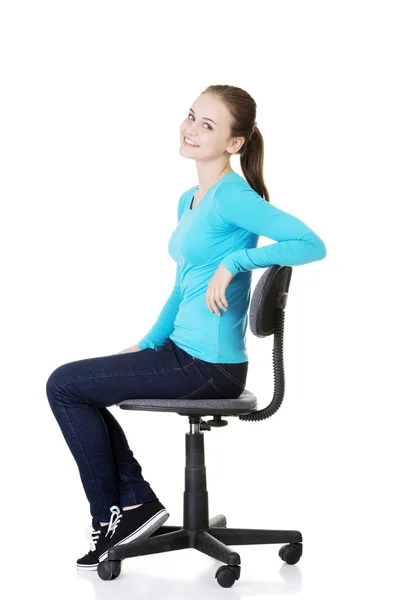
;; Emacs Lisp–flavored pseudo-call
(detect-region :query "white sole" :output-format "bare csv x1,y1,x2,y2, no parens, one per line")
76,509,170,570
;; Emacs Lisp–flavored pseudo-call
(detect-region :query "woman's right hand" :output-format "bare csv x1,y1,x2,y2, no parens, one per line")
116,345,142,354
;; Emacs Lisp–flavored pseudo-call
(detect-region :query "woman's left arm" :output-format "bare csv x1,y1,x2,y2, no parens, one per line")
214,182,327,277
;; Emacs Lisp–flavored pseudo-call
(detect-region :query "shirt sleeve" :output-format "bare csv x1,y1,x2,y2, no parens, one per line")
214,183,327,276
136,194,185,351
136,262,182,351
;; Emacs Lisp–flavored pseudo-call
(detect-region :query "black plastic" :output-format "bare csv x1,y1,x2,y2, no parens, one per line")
104,427,302,584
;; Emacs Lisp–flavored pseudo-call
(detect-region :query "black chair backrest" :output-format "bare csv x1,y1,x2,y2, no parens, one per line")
249,265,292,338
239,265,293,423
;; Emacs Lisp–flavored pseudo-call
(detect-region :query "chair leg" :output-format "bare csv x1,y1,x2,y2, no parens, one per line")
147,524,183,537
208,527,302,545
108,529,189,561
192,530,240,565
148,514,227,537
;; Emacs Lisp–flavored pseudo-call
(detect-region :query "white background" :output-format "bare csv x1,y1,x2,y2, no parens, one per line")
1,1,399,597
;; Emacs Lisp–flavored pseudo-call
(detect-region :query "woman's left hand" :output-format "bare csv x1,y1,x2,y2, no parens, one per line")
206,263,235,316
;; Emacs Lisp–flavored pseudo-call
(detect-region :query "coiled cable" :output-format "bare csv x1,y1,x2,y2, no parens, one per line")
239,308,285,421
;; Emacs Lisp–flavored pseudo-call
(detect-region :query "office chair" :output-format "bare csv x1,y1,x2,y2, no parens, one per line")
98,265,303,587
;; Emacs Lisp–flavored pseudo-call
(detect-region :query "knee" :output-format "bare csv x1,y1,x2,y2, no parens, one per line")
46,363,71,402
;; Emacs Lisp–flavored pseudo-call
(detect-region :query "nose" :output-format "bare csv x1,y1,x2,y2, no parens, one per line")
183,126,197,135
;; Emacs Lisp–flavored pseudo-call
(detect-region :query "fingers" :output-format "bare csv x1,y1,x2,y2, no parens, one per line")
211,297,222,316
206,289,228,316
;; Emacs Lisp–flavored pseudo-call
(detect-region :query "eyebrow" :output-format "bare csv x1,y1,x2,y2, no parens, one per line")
189,108,217,125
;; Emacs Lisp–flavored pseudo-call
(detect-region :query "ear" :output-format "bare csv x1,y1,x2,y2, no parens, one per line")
227,136,246,154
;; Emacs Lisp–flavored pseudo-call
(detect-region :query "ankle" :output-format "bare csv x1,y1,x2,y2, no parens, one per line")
99,503,143,524
122,503,143,511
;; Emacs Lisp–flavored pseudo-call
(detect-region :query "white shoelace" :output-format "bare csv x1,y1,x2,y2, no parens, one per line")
86,505,122,551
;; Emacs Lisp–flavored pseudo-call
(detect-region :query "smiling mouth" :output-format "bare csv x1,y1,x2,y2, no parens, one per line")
183,136,200,147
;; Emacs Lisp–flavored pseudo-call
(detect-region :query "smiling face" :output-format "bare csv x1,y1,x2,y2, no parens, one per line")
179,93,244,159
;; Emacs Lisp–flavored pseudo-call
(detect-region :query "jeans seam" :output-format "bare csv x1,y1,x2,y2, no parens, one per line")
214,363,246,388
209,378,232,399
55,358,196,395
120,473,137,505
55,387,111,520
98,407,138,506
177,378,213,399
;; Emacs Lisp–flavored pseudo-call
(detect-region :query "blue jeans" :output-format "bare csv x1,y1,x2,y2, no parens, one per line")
46,337,248,522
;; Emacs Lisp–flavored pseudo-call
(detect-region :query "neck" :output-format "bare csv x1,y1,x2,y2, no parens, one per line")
195,162,233,193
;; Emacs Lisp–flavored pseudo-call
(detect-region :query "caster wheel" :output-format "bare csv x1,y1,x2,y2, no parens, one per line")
279,542,302,565
97,559,122,580
215,565,241,588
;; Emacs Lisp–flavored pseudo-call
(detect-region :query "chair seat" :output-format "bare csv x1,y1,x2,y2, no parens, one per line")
117,388,258,416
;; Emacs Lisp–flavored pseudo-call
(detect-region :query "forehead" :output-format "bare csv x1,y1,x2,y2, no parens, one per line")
191,94,231,126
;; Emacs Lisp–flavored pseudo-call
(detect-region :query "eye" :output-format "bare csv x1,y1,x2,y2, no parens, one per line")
187,114,213,130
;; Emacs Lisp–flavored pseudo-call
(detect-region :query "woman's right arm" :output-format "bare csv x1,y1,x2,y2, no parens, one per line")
116,263,182,354
134,262,182,350
117,191,186,354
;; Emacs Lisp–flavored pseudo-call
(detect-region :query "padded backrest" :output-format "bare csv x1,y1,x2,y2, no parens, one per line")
249,266,293,338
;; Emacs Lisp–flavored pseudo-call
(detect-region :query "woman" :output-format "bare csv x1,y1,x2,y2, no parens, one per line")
46,84,327,570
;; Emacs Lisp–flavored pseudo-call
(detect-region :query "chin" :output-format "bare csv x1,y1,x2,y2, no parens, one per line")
179,145,196,158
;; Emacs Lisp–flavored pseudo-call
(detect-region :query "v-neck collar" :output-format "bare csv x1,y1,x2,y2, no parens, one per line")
188,171,238,212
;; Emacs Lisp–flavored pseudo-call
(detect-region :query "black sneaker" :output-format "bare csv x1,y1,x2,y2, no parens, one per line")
76,500,170,570
105,499,170,548
76,505,123,571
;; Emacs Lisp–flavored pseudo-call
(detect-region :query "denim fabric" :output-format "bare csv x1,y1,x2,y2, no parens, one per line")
46,337,248,522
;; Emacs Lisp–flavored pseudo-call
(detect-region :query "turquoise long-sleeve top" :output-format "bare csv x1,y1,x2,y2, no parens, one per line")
137,171,327,363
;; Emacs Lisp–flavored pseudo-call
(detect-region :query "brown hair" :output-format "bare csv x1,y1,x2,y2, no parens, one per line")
202,84,270,202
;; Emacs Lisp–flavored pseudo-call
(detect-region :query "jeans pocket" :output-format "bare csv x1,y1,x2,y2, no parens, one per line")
214,363,248,389
178,378,229,400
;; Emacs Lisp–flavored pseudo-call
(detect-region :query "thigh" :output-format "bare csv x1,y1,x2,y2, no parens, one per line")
46,338,215,408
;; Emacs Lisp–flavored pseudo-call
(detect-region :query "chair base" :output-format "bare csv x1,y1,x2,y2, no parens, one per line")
106,420,302,580
108,518,302,564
